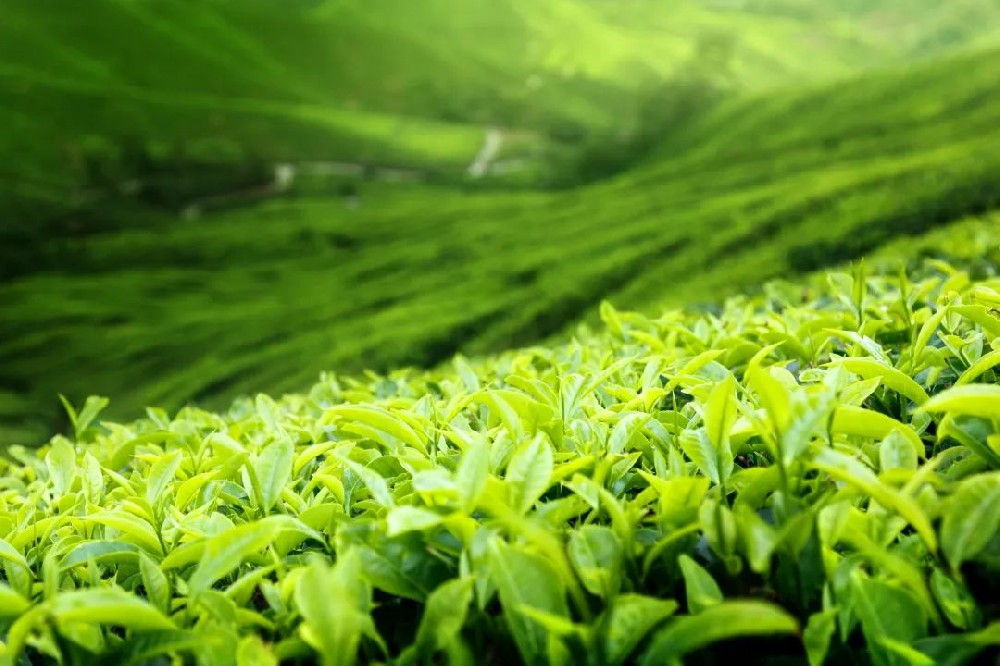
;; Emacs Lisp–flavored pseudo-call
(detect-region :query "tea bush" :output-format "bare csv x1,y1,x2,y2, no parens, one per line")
2,257,1000,665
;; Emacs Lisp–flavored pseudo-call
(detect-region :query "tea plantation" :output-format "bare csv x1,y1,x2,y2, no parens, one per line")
4,45,1000,443
1,216,999,664
5,3,1000,663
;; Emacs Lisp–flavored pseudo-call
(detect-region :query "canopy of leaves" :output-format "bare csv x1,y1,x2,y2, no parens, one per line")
2,254,1000,665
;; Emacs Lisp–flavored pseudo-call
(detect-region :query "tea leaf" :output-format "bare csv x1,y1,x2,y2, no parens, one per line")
0,582,30,617
678,554,723,614
505,433,554,514
912,622,1000,666
139,552,172,614
922,384,1000,419
187,517,307,594
237,635,279,666
956,349,1000,385
45,438,76,496
602,594,679,666
489,537,569,665
324,405,426,453
704,373,738,469
880,430,919,472
84,511,163,555
679,430,720,485
145,450,182,508
255,438,294,512
49,588,174,630
803,608,838,666
385,506,443,537
568,525,624,598
930,569,981,630
296,551,370,666
62,540,140,569
641,601,799,665
813,447,937,553
403,578,475,661
879,639,936,666
940,472,1000,568
832,406,924,461
852,574,929,665
338,456,394,508
455,439,490,512
735,504,778,574
831,357,929,405
608,413,650,455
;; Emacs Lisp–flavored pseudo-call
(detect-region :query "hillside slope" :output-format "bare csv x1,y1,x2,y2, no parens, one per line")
3,47,999,443
6,0,1000,228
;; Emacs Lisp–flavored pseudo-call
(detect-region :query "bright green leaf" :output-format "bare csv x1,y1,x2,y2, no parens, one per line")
678,554,722,614
640,601,799,665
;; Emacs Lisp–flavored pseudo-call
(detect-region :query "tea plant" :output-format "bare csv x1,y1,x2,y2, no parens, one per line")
2,258,999,665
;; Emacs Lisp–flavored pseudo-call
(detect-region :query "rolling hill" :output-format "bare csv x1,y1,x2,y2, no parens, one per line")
6,0,1000,229
3,45,999,443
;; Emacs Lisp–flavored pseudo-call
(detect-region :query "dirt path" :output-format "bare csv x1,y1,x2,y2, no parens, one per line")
183,126,505,216
467,127,503,178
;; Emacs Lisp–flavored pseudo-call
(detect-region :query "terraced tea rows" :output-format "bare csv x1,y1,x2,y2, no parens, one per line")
3,47,999,442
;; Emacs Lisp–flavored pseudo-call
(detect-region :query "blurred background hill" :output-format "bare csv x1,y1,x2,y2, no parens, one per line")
3,0,1000,442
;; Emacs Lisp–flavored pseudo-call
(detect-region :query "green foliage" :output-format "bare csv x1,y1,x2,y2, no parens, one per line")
9,0,997,210
5,44,1000,444
3,256,1000,664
